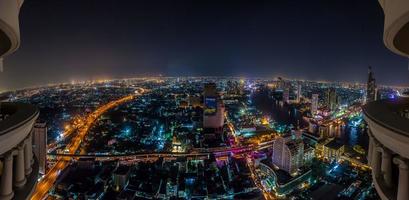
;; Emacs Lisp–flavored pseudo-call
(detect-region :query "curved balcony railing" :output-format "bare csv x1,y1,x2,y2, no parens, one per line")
0,102,39,200
364,98,409,200
0,103,39,155
0,103,39,134
363,98,409,138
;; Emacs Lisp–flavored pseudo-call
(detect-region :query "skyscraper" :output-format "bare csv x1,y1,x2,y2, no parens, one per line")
327,88,337,111
272,135,304,175
311,94,319,115
366,66,377,103
296,83,302,103
203,83,225,134
283,87,290,104
33,122,47,175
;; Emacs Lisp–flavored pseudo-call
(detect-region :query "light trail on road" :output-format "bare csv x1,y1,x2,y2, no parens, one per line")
30,93,140,200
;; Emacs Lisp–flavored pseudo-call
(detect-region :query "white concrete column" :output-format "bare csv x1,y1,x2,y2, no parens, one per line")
372,146,382,178
0,152,14,200
14,145,26,188
393,156,409,200
381,147,393,187
24,135,33,175
367,130,374,165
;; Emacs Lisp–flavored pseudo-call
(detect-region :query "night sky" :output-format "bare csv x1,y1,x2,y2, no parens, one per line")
1,0,408,90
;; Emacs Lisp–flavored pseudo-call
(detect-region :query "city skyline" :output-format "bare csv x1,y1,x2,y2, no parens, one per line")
0,0,408,91
1,0,409,199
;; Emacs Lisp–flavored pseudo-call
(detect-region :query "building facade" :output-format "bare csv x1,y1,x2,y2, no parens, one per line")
366,66,377,103
33,122,47,175
1,1,41,199
327,88,337,111
203,83,225,133
364,1,409,199
296,84,302,103
311,94,319,115
272,136,304,175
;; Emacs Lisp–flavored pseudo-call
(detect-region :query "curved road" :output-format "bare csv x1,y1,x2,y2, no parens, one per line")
30,93,139,200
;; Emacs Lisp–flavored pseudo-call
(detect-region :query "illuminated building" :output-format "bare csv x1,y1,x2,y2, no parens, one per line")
311,94,319,115
276,77,284,90
366,66,377,103
258,162,312,195
188,95,202,108
364,0,409,199
296,84,302,103
112,165,131,191
322,139,344,161
32,122,47,175
172,135,183,152
327,88,337,111
304,146,315,165
283,87,290,104
318,125,329,138
203,83,225,134
272,136,304,175
0,1,40,199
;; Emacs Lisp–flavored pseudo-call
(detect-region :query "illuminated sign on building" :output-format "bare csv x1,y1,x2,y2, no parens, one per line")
204,97,217,115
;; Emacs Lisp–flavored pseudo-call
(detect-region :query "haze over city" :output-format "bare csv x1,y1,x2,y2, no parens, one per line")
0,0,408,91
1,1,409,200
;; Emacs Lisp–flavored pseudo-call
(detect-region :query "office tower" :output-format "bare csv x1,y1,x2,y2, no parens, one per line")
272,136,304,175
296,84,302,103
366,66,377,103
311,94,319,115
33,122,47,175
203,83,225,133
327,88,337,111
276,77,285,90
283,87,290,104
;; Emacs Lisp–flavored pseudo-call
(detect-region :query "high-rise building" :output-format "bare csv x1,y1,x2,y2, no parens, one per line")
366,66,377,103
203,83,225,133
272,135,304,175
296,84,302,103
327,88,337,111
311,94,319,115
276,77,285,90
33,122,47,175
283,87,290,104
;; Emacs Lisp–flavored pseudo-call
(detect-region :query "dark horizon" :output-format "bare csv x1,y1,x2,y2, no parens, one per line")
1,0,408,91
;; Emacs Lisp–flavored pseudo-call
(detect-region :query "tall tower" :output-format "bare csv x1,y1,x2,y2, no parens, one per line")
296,83,302,103
283,87,290,104
272,136,304,174
327,88,337,111
33,122,47,175
203,83,225,134
311,94,319,115
366,66,377,103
